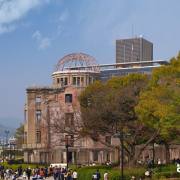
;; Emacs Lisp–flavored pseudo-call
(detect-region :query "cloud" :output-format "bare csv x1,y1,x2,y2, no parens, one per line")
32,30,51,50
58,9,69,22
0,0,49,34
0,24,16,34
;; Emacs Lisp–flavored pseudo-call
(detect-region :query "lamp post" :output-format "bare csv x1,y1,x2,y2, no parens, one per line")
114,131,124,180
66,140,69,170
65,135,71,170
4,130,9,160
114,131,131,180
65,135,73,170
152,141,155,168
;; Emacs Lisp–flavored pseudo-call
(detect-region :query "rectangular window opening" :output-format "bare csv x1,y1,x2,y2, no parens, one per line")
36,131,41,143
65,94,72,103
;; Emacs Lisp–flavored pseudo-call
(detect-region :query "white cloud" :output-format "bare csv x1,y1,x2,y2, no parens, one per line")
32,30,51,50
58,9,69,22
0,24,16,34
0,0,49,34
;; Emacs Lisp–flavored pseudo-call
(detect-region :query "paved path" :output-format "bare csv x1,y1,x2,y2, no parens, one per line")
16,176,54,180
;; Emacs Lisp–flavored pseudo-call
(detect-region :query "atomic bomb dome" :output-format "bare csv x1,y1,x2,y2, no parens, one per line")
52,53,100,87
54,52,99,72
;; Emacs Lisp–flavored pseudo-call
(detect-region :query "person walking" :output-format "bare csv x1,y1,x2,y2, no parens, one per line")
72,170,77,180
96,170,101,180
103,172,108,180
26,167,31,180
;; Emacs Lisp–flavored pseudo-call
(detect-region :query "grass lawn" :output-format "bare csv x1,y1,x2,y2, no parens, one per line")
76,164,180,180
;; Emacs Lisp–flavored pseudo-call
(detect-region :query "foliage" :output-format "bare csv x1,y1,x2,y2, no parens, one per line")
79,74,149,163
14,124,24,148
135,53,180,161
152,164,180,179
0,162,46,170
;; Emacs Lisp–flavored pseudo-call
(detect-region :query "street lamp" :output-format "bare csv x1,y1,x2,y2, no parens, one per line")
65,134,73,170
114,131,131,180
152,141,155,168
4,130,9,160
114,131,124,180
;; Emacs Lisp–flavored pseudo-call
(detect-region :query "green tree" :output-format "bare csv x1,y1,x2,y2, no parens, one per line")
135,53,180,163
79,74,149,164
14,124,24,148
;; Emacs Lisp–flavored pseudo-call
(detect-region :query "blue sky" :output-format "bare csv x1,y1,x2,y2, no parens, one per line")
0,0,179,128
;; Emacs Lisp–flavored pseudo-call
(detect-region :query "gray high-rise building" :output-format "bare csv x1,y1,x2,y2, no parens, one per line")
116,37,153,63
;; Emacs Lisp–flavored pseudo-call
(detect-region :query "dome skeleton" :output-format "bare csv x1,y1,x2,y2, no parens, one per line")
55,52,99,72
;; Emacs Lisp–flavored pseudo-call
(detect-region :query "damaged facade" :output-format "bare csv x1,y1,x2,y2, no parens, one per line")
23,53,119,164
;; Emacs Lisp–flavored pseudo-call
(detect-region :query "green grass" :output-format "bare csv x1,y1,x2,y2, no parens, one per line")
76,165,145,180
75,164,180,180
152,164,180,179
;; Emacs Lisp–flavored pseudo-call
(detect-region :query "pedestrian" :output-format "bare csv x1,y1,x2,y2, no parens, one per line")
103,172,108,180
66,170,72,180
92,172,97,180
96,169,101,180
22,170,27,179
158,158,161,165
72,170,77,180
26,167,31,180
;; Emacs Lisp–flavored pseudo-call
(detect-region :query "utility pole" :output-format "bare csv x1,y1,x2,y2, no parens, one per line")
4,130,9,160
114,131,124,180
66,143,69,170
152,141,155,168
120,131,124,180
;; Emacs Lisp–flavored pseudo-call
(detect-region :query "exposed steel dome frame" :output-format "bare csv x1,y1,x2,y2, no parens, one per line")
55,52,99,72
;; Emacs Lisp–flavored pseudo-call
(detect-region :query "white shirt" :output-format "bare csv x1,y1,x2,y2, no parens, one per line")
104,172,108,180
73,171,78,178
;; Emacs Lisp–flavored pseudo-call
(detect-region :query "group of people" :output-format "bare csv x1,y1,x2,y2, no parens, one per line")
0,165,32,180
0,165,78,180
52,167,77,180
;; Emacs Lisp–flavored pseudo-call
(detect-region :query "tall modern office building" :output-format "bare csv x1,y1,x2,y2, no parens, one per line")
116,37,153,63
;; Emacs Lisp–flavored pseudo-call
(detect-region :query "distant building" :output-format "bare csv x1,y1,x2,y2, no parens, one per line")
116,37,153,63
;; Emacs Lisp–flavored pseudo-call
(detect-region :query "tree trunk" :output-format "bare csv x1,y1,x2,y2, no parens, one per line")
131,129,160,165
164,143,170,164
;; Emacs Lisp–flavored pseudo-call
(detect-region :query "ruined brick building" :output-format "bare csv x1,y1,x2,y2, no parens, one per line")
23,53,120,164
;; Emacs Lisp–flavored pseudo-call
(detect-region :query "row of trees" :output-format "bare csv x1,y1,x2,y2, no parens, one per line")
79,53,180,165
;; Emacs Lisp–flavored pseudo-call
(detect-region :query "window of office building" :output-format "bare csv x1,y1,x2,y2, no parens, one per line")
65,94,72,103
36,131,41,143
